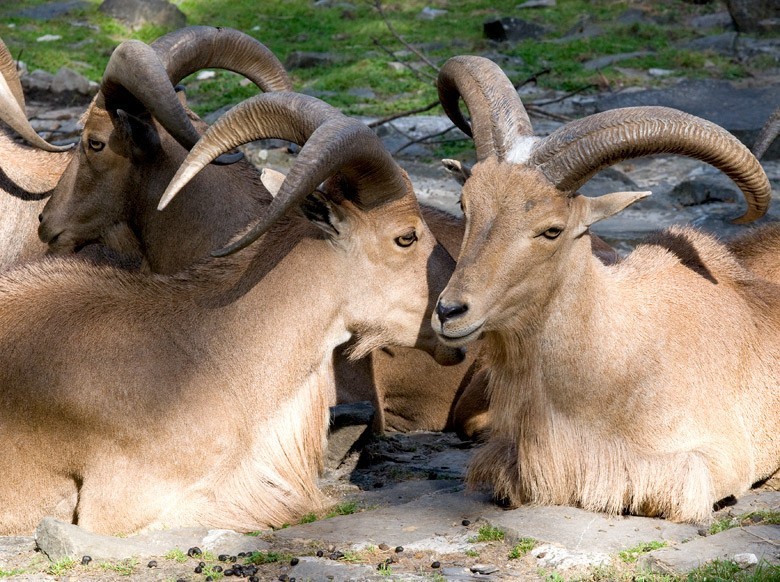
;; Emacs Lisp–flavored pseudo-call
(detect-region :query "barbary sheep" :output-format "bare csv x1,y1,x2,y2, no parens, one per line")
432,56,779,523
37,27,488,435
0,91,462,535
0,38,72,268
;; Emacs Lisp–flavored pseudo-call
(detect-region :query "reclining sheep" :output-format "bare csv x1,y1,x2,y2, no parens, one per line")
36,27,487,436
0,91,463,535
432,55,779,523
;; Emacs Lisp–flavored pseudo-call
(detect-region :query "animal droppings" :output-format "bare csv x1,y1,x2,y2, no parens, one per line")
395,546,404,553
194,565,202,573
462,519,471,526
187,546,202,557
147,560,157,568
290,557,299,566
431,560,441,568
80,555,91,565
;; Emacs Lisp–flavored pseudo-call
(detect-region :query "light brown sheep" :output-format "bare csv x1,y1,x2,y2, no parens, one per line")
0,92,462,535
432,56,779,523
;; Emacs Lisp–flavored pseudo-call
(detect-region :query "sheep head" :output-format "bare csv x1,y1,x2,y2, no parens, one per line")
161,91,463,365
432,56,772,345
39,26,291,256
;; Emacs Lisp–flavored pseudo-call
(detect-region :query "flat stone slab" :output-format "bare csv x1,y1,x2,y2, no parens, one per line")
35,518,269,562
272,489,502,549
640,525,780,574
487,505,701,555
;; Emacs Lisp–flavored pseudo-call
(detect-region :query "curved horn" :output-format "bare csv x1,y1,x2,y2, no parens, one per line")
150,26,292,93
528,106,771,224
0,39,72,152
159,92,409,256
753,106,780,160
100,27,291,161
437,56,534,162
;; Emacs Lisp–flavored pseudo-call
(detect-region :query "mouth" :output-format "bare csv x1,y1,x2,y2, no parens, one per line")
434,319,486,347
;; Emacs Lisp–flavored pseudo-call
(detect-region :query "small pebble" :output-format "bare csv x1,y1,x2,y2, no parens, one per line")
290,557,299,566
378,543,390,550
431,560,441,568
80,556,92,566
147,560,157,568
316,549,324,557
462,519,471,526
395,546,404,553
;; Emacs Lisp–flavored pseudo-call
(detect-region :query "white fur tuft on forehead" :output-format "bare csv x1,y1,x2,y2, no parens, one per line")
505,135,540,164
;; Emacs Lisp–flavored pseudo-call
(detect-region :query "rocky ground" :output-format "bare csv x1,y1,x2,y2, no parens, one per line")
3,4,780,580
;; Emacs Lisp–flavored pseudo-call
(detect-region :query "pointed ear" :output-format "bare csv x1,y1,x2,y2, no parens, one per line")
260,168,286,198
583,191,651,226
115,109,160,159
300,191,345,238
442,158,471,185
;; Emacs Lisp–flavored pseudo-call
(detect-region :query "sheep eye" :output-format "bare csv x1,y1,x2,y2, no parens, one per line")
542,227,563,240
87,138,105,152
395,231,418,248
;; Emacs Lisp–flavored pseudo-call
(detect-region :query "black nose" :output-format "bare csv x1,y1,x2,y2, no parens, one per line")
436,300,468,323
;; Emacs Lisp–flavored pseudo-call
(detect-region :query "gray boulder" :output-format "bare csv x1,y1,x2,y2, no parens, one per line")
725,0,780,34
99,0,186,30
595,80,780,159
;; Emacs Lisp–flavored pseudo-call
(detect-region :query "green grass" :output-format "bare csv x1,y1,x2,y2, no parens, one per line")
465,548,480,557
469,524,505,543
47,557,76,576
0,0,765,120
687,559,780,582
246,550,291,565
98,558,138,575
299,512,318,524
509,537,537,559
0,569,25,578
163,548,189,563
710,510,780,535
618,540,668,563
325,500,359,518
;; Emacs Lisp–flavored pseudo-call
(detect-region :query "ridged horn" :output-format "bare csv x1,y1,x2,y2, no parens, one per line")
159,92,409,257
528,106,771,223
753,106,780,160
437,55,534,162
100,27,291,162
0,38,72,152
150,26,292,94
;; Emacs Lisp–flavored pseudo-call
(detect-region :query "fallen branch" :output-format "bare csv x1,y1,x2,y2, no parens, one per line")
372,0,440,74
371,38,437,83
393,123,459,155
368,100,440,129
